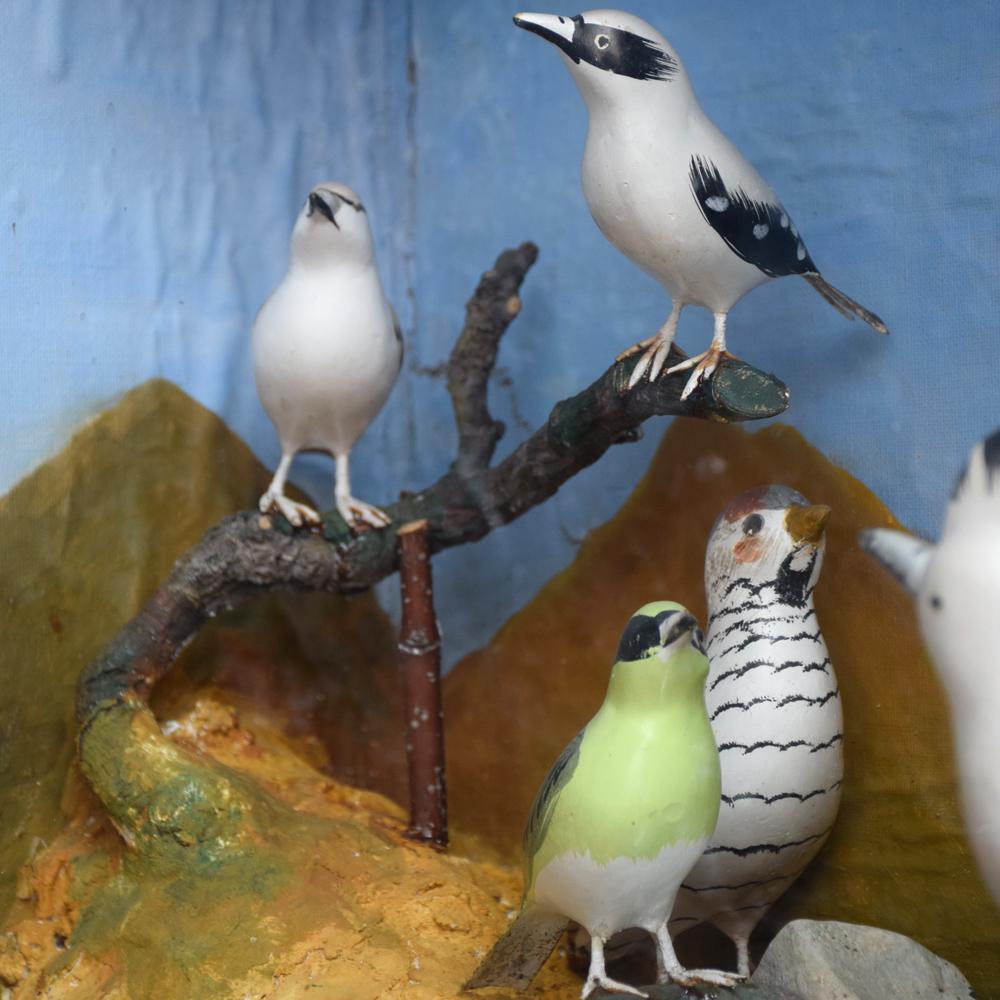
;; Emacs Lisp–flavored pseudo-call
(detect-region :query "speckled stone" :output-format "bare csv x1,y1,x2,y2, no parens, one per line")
750,920,976,1000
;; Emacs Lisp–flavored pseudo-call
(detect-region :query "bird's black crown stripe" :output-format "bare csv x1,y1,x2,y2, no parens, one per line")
517,14,676,82
616,613,662,662
689,156,815,278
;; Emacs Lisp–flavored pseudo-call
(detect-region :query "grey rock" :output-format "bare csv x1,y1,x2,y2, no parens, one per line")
751,919,975,1000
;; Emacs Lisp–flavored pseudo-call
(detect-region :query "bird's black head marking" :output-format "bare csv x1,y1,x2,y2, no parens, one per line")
307,191,338,227
306,189,366,230
515,13,676,82
616,613,662,662
953,427,1000,498
616,608,695,661
571,17,676,81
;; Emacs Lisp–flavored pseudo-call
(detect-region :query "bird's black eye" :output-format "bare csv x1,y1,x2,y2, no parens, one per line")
930,594,943,610
595,33,610,49
742,514,764,537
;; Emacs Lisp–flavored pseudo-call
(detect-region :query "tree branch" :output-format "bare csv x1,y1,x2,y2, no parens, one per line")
77,241,788,729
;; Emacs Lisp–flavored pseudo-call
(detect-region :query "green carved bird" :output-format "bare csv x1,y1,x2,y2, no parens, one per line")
465,601,739,997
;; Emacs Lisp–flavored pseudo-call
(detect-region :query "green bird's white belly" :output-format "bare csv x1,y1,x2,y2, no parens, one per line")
533,837,708,937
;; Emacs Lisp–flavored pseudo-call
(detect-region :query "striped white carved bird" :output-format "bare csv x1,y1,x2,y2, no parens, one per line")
862,430,1000,907
670,485,843,977
512,9,887,400
253,182,402,530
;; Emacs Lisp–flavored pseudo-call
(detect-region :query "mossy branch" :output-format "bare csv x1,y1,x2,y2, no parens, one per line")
75,242,788,851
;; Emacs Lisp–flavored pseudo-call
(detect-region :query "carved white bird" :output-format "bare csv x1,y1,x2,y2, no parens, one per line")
862,430,1000,907
672,485,843,977
513,9,887,399
252,182,402,529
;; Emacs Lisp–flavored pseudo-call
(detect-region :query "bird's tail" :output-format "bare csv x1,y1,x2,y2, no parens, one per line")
804,273,888,334
464,908,569,990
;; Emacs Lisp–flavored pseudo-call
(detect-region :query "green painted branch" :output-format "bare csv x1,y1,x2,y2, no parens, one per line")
76,242,788,848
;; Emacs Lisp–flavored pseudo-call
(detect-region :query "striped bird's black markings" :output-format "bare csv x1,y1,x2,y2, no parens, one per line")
716,574,818,607
709,658,770,691
810,733,844,753
704,826,833,858
709,609,818,645
708,599,769,622
772,656,832,675
720,783,839,807
776,688,839,710
774,550,820,607
718,733,842,755
710,688,838,720
680,868,805,894
689,156,816,278
715,627,822,661
710,656,832,692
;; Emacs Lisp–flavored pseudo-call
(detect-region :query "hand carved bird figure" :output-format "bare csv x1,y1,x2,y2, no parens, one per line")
465,603,739,998
671,486,843,977
862,430,1000,907
513,9,887,399
252,182,402,529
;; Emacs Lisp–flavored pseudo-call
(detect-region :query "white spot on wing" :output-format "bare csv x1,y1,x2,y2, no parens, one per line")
796,244,806,261
753,223,770,240
780,214,789,229
706,196,730,212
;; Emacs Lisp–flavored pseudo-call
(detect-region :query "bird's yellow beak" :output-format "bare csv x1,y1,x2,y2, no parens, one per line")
785,504,830,546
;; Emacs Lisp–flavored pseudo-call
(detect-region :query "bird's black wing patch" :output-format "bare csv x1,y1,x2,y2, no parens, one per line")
689,156,815,278
524,729,584,877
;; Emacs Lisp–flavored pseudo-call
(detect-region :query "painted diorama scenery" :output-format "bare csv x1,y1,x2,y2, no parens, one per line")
1,4,997,1000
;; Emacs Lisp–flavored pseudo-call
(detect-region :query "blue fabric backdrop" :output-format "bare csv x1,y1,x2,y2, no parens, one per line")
1,0,998,663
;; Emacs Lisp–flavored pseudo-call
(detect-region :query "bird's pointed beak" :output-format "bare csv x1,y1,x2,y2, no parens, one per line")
662,612,699,649
785,504,830,546
860,528,934,598
307,191,338,227
513,12,576,54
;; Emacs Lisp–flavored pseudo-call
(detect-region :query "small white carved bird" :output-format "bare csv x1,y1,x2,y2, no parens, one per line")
671,486,843,977
862,430,1000,907
252,182,402,529
513,9,887,399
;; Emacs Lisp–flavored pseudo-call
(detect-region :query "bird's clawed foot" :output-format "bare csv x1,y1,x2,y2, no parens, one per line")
624,334,676,390
666,346,735,401
660,967,743,992
336,495,392,530
581,974,648,999
259,490,322,529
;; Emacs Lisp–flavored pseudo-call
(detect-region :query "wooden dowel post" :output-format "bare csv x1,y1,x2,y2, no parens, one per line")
397,520,448,847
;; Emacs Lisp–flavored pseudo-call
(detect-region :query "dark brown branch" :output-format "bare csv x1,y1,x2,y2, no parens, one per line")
76,241,788,724
397,521,447,846
447,244,536,475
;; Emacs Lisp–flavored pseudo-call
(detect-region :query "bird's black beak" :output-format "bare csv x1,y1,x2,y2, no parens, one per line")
307,191,339,228
663,612,699,648
513,11,577,56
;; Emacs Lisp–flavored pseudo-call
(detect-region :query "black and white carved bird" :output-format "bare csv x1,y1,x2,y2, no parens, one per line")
670,486,843,977
513,9,888,399
253,182,403,530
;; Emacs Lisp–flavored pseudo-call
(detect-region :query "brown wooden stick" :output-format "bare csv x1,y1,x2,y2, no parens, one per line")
397,520,447,846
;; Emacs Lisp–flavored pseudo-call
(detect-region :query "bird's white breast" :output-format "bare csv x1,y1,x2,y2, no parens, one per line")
919,534,1000,904
580,107,772,313
534,838,707,938
251,265,400,456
